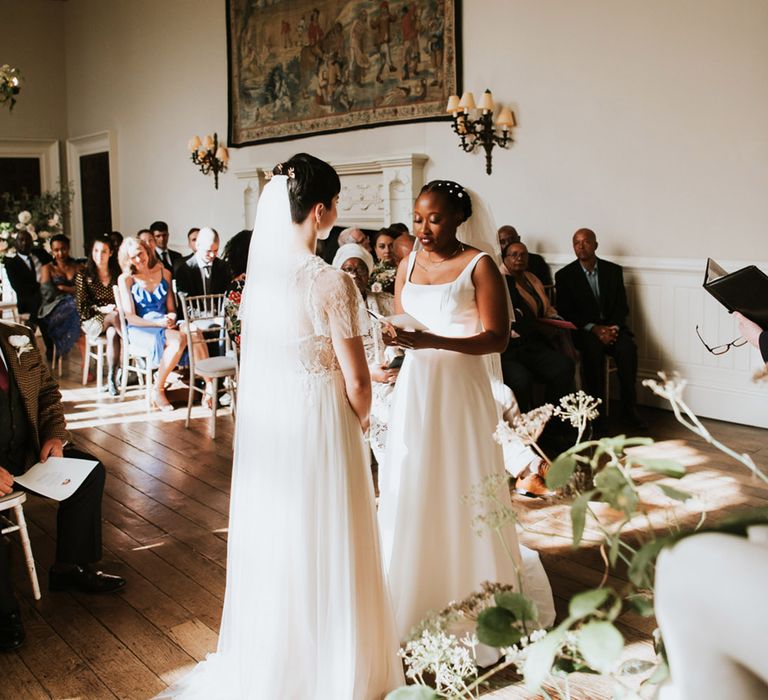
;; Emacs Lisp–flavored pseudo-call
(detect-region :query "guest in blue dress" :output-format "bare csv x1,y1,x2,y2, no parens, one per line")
117,237,205,411
38,234,84,363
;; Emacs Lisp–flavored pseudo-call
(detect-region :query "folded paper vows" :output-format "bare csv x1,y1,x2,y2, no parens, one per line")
13,456,99,501
366,308,429,331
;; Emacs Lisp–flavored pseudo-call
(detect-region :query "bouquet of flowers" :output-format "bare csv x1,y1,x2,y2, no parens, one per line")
368,261,397,295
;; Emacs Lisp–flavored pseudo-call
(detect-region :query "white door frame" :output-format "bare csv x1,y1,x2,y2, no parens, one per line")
0,138,61,191
66,130,119,256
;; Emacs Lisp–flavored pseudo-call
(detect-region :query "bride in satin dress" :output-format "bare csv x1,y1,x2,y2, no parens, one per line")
377,180,555,646
160,154,402,699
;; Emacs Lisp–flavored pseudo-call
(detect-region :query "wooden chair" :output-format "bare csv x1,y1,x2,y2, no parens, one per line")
82,334,108,393
0,492,41,601
0,301,19,323
604,355,618,416
112,285,154,411
178,293,237,439
50,345,64,377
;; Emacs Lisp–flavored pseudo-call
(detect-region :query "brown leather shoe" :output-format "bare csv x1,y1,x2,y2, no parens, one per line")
515,473,555,498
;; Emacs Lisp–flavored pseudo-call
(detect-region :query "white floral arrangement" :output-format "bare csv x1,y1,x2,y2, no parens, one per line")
368,261,397,295
0,188,72,262
0,64,22,111
8,334,34,359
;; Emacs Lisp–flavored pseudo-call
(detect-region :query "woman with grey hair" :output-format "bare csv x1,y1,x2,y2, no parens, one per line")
332,243,401,467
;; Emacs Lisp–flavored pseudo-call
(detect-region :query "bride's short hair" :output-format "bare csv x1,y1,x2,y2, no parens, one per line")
273,153,341,224
420,180,473,223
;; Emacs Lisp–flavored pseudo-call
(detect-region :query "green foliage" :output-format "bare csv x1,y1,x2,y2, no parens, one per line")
546,453,577,489
523,625,567,691
633,457,686,478
658,484,692,502
568,588,611,620
476,607,523,647
570,489,595,547
494,591,538,622
577,621,624,673
628,539,669,589
385,687,442,700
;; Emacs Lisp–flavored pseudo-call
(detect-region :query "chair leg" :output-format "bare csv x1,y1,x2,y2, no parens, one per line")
146,365,153,412
96,343,104,394
210,376,219,439
120,353,129,398
185,373,195,429
13,504,40,601
82,342,90,386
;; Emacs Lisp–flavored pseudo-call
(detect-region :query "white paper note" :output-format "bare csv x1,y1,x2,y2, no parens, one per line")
13,456,99,501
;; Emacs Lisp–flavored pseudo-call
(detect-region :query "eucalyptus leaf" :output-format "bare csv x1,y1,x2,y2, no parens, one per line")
626,593,655,617
385,686,442,700
546,454,578,489
642,660,670,686
569,588,610,619
636,457,686,478
593,466,626,494
523,625,567,691
476,607,523,647
495,591,538,622
620,658,656,675
658,484,692,502
576,620,624,673
571,490,596,547
628,539,668,588
608,534,621,567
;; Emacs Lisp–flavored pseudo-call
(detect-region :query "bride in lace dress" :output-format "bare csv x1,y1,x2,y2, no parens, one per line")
377,180,555,651
160,154,402,699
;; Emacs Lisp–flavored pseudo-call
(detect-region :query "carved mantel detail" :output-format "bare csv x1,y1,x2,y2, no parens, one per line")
235,153,428,230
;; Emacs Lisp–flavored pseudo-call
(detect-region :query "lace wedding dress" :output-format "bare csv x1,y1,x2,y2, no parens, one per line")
159,177,402,699
377,251,556,645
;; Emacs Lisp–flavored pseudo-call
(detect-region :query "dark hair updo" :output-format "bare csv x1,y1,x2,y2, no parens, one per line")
50,233,71,250
273,153,341,224
419,180,473,223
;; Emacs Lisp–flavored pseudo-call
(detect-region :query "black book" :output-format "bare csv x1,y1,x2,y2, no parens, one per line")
703,258,768,327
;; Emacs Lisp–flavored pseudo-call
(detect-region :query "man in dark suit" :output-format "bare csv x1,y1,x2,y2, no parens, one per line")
3,230,51,329
150,220,183,272
498,225,552,286
174,227,231,300
0,321,125,651
555,228,644,427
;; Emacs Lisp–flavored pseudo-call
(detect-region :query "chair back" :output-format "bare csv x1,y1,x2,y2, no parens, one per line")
178,293,229,377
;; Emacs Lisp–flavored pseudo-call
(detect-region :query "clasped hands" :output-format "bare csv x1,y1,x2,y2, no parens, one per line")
0,438,63,496
592,324,619,346
382,323,429,351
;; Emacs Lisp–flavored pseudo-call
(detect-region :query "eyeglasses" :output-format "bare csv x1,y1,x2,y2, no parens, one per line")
695,325,748,355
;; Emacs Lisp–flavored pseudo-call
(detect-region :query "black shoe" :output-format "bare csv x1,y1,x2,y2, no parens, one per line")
621,409,649,431
49,565,126,594
0,609,25,652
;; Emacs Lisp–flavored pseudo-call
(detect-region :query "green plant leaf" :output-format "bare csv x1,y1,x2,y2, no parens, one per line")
628,539,668,588
658,484,693,501
576,621,624,673
626,592,655,617
385,686,442,700
494,591,539,622
636,457,686,478
642,660,670,687
570,490,596,547
476,607,523,647
546,454,578,489
593,465,625,493
523,625,567,691
608,533,622,566
569,588,610,619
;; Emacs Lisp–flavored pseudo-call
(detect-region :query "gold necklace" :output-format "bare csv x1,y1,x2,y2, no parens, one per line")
415,242,465,272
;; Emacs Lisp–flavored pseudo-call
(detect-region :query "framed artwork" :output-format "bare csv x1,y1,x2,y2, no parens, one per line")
226,0,461,146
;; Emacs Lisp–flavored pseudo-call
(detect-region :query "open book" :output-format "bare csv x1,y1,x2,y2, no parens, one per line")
703,258,768,327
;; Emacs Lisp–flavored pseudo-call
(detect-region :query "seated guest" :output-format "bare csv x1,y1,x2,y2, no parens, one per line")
372,227,396,266
222,229,253,349
108,231,123,256
0,320,125,652
337,226,373,253
137,229,156,256
3,230,49,332
174,227,231,300
392,231,415,265
117,237,189,411
75,235,122,395
38,234,84,364
332,243,400,466
555,228,643,427
151,221,183,272
185,227,200,259
389,222,410,236
500,242,575,412
497,225,553,286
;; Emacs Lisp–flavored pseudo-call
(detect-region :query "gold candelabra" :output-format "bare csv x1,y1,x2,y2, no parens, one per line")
446,90,516,175
187,132,229,189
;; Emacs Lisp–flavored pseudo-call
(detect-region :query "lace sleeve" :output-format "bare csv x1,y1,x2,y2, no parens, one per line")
312,268,369,339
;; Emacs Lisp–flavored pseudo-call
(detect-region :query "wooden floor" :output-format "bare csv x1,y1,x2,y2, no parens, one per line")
1,355,767,699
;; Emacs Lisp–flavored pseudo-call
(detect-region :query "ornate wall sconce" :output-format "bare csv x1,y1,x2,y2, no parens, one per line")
446,90,516,175
187,132,229,189
0,65,22,112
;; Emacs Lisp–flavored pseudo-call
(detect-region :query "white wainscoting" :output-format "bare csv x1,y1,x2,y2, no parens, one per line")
546,254,768,429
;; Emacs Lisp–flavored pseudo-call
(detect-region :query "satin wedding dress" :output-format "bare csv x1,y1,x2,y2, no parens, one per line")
377,251,555,643
160,177,402,699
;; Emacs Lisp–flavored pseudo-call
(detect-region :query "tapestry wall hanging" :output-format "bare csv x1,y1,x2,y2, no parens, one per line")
226,0,461,146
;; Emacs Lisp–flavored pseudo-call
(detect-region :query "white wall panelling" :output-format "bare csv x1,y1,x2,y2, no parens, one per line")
547,254,768,429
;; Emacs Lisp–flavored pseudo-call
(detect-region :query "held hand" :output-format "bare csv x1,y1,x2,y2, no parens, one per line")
592,324,618,346
98,304,116,314
371,363,399,385
734,311,763,348
39,438,64,463
386,327,428,350
0,466,14,496
164,314,177,329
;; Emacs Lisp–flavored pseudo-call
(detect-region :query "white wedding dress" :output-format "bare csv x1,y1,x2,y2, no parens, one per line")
160,178,403,699
378,251,555,642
